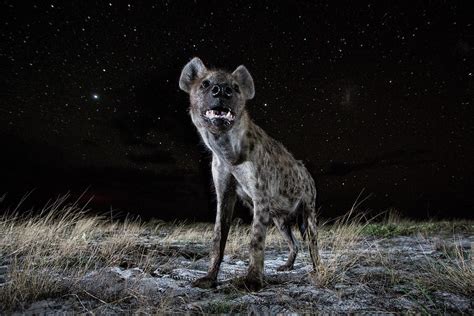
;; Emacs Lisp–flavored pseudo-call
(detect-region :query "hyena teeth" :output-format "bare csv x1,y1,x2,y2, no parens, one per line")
206,109,234,120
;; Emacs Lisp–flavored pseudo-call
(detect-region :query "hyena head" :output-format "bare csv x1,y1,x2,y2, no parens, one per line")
179,57,255,134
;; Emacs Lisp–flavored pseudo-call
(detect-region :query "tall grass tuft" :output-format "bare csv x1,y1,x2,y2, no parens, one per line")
311,190,373,287
418,238,473,297
0,193,151,311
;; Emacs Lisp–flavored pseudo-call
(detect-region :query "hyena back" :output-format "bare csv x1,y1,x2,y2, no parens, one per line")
179,57,320,291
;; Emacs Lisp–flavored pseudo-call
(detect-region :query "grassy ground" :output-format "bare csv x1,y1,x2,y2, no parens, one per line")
0,195,472,313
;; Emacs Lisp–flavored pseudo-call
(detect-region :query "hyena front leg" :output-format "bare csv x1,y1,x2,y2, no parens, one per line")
192,158,236,289
235,203,269,291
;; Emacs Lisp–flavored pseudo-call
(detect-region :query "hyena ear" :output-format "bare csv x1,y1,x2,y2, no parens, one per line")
232,65,255,100
179,57,207,93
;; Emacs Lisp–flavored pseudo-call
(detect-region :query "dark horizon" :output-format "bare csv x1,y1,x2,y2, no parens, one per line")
1,1,473,221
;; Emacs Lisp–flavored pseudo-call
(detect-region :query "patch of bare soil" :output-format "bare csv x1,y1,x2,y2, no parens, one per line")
2,233,472,314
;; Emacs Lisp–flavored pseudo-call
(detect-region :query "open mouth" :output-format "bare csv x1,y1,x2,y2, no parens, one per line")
204,106,235,121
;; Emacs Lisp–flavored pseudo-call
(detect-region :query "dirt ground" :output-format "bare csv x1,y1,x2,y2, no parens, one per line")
1,227,472,314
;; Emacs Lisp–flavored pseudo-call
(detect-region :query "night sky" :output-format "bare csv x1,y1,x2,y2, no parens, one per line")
1,1,473,220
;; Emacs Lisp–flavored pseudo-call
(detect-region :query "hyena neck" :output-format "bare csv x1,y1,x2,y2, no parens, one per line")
201,110,255,165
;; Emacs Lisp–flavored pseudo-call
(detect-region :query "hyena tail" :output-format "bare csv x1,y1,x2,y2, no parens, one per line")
297,204,321,270
306,210,321,270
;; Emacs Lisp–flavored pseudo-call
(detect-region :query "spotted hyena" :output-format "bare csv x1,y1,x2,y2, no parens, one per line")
179,57,320,291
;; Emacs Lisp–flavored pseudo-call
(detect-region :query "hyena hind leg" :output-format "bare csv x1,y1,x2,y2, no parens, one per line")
273,217,299,271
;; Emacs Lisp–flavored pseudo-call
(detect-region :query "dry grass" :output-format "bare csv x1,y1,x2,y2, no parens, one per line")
1,192,373,310
0,193,284,312
311,192,374,287
362,208,473,238
0,193,160,312
313,218,367,287
1,193,473,313
418,238,473,297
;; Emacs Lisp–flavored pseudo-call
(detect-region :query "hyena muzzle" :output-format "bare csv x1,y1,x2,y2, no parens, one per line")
179,57,320,291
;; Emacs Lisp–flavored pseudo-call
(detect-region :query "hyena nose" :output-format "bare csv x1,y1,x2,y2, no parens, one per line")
211,85,233,99
223,86,233,98
211,85,221,97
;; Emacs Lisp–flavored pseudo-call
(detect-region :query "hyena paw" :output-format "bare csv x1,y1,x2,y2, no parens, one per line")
232,275,264,292
276,264,294,271
191,275,217,289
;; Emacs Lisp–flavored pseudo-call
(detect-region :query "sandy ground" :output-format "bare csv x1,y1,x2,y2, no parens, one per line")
2,232,472,314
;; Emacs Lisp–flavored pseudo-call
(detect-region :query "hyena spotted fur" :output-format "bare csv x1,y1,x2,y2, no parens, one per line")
179,57,320,291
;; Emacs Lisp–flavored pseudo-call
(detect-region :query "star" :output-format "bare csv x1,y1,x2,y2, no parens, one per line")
92,94,99,100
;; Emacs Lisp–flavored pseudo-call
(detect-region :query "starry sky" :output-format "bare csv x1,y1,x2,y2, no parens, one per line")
1,1,473,220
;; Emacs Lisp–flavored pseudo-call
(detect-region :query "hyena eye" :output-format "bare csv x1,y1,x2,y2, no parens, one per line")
201,80,210,89
233,84,240,93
